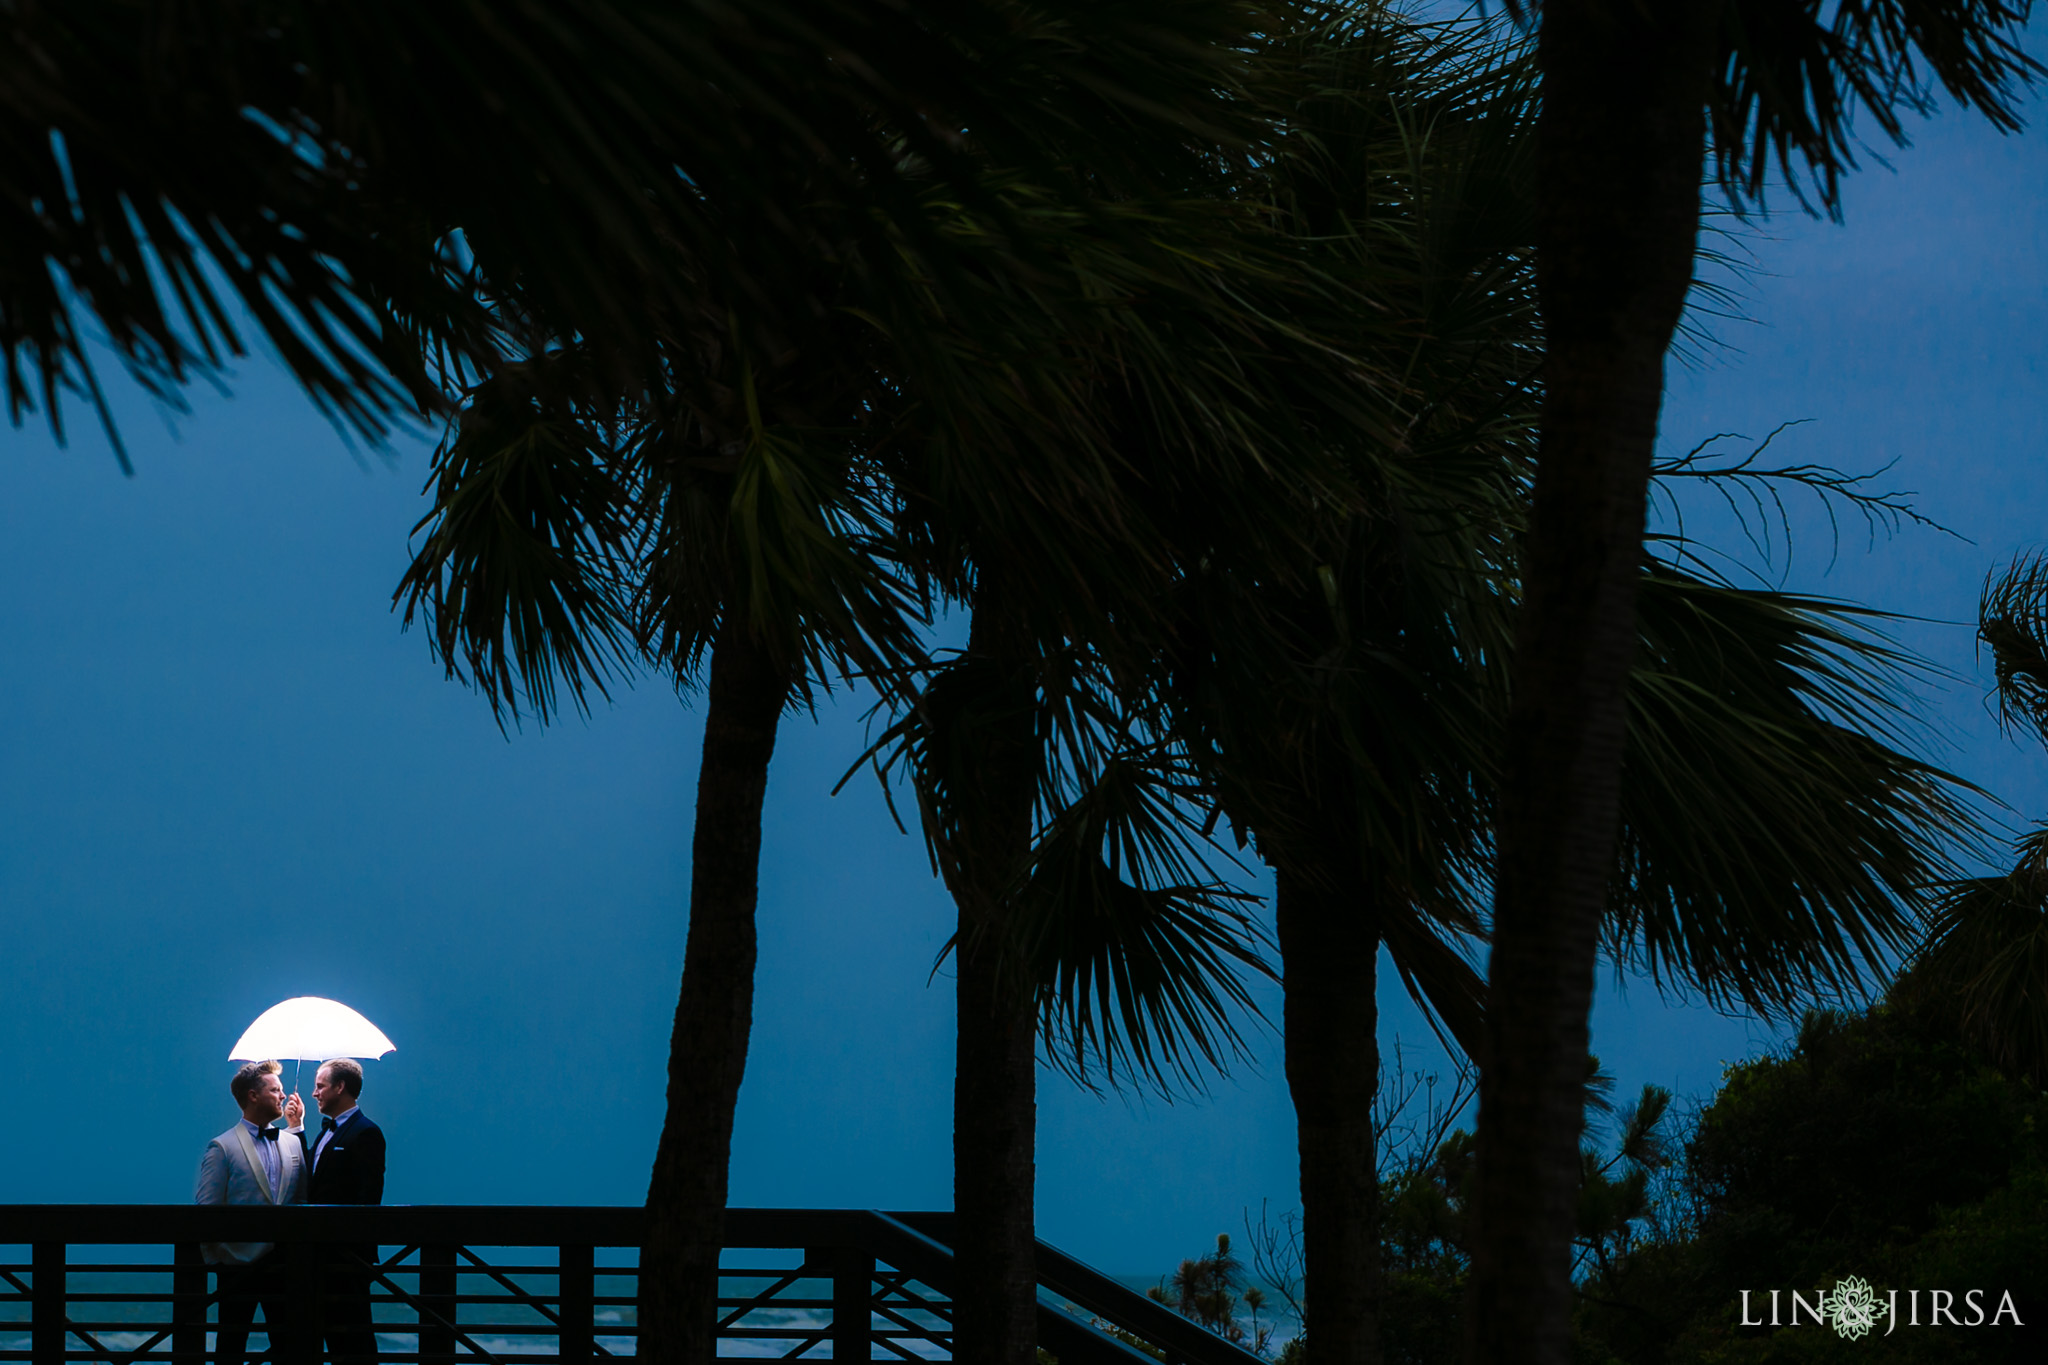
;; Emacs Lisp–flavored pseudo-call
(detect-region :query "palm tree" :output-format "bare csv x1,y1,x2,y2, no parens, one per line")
398,280,927,1364
864,613,1280,1365
1160,20,1528,1361
1150,15,1977,1365
1470,6,2037,1359
1179,524,1976,1365
870,22,1514,1364
856,176,1402,1365
1899,553,2048,1085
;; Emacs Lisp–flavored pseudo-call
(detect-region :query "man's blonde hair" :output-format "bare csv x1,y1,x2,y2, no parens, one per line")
319,1056,365,1099
230,1059,282,1106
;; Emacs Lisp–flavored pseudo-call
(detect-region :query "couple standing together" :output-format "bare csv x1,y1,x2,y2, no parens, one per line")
194,1057,388,1365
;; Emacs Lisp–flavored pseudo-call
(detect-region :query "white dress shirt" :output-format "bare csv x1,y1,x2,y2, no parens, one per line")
241,1117,282,1200
313,1104,358,1167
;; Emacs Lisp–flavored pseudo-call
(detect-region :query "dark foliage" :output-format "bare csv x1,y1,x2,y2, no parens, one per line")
1146,1233,1281,1357
1898,554,2048,1090
2,0,1269,463
1575,1004,2048,1364
1980,552,2048,750
1214,1060,1667,1365
1908,827,2048,1090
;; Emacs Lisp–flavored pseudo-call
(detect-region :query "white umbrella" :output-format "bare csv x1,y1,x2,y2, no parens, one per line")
229,996,397,1063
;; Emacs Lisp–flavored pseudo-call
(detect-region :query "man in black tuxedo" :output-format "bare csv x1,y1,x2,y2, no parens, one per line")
295,1058,386,1365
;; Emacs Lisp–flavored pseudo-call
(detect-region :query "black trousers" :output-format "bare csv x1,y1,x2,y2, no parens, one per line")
311,1246,380,1365
214,1251,313,1365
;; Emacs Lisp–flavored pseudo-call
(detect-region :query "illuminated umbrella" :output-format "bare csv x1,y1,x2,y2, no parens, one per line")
229,996,396,1099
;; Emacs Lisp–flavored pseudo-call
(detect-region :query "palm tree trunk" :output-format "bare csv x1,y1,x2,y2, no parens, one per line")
954,902,1039,1365
950,595,1040,1365
1466,5,1713,1363
1276,855,1381,1365
641,621,793,1365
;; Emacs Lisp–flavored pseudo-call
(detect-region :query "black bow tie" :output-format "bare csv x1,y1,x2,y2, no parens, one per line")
320,1116,339,1137
256,1126,279,1142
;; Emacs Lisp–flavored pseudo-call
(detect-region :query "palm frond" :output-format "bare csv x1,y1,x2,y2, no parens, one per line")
1607,565,1980,1017
1379,905,1489,1064
1651,424,1958,582
1706,0,2040,215
849,650,1039,894
632,385,929,699
1979,551,2048,753
2,0,1277,458
1020,750,1274,1096
857,640,1273,1096
394,361,638,725
1912,823,2048,1085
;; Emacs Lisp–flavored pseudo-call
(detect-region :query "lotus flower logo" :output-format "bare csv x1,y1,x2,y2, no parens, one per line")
1827,1276,1882,1341
1740,1278,2025,1334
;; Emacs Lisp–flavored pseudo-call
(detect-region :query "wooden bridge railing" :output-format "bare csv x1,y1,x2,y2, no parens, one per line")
0,1207,1267,1365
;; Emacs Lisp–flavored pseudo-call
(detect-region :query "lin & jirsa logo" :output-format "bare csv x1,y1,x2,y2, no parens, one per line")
1739,1275,2025,1339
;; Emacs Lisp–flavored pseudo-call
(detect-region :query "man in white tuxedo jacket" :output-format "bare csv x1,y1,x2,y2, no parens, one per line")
195,1060,311,1365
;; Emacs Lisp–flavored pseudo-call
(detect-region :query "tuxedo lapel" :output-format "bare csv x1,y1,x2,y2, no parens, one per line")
316,1109,358,1170
230,1125,279,1205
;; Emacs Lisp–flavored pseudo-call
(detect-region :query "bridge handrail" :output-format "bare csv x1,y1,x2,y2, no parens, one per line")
892,1212,1266,1365
0,1206,1273,1365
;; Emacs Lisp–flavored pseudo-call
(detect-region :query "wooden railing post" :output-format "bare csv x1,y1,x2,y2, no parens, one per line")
173,1243,207,1365
293,1240,323,1359
825,1246,871,1362
419,1244,456,1365
558,1245,594,1361
30,1242,63,1365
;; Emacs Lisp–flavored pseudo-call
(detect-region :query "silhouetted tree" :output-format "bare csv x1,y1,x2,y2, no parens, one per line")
1903,553,2048,1087
1470,6,2038,1360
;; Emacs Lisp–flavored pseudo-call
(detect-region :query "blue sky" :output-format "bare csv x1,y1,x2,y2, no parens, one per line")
2,88,2045,1278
